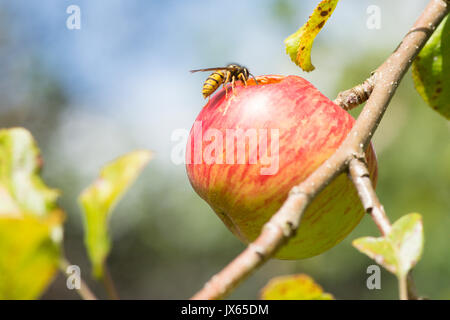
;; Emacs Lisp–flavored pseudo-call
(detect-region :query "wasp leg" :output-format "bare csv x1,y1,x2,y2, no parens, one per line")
231,76,236,95
223,71,231,98
238,73,248,86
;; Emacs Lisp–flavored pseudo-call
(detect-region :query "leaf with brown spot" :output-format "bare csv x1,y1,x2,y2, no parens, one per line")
284,0,339,72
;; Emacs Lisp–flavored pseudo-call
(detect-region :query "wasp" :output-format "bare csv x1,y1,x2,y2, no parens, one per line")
190,64,258,99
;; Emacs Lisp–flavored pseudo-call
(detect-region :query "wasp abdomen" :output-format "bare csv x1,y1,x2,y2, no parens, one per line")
202,71,226,98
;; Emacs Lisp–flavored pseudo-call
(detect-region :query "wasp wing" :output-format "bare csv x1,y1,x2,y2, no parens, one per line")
190,67,234,73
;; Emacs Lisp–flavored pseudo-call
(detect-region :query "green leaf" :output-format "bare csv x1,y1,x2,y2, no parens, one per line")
352,236,398,274
79,150,153,278
284,0,339,71
412,16,450,119
260,274,334,300
0,128,63,299
353,213,424,278
388,213,424,276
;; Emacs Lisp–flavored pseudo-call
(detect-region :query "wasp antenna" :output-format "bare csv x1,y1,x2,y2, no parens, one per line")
250,73,259,85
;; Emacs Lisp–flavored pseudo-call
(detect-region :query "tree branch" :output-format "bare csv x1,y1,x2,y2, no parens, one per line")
191,0,449,300
348,157,391,235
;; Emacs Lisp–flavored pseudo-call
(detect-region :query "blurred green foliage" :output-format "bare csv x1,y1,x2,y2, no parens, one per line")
0,128,63,299
79,150,152,279
260,274,334,300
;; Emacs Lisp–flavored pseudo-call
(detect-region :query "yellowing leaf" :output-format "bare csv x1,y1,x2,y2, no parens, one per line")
0,128,59,217
79,150,153,278
412,16,450,119
0,127,64,299
285,0,339,71
260,274,334,300
353,213,424,278
0,211,63,299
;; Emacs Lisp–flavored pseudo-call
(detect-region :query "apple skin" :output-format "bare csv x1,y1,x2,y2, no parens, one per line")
186,75,377,259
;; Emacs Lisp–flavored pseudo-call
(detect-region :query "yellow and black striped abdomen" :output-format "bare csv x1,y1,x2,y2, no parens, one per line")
202,70,226,98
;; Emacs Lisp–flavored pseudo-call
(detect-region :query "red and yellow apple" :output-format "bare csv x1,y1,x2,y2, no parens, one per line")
186,75,377,259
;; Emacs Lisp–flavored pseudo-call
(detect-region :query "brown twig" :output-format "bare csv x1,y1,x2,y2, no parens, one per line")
102,264,120,300
348,157,391,235
407,272,421,300
191,0,449,300
334,75,376,110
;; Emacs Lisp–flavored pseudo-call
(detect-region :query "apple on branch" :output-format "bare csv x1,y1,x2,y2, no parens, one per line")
186,75,377,259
